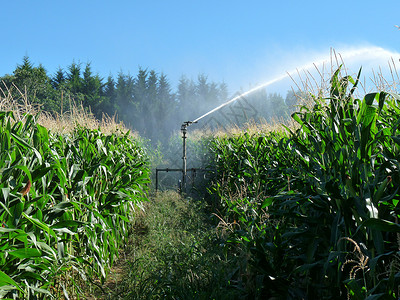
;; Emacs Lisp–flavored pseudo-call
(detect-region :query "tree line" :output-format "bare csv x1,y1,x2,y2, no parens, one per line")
0,56,301,143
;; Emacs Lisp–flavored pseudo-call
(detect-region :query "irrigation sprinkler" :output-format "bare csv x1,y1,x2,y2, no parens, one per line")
181,121,196,193
154,121,198,194
175,92,263,194
164,80,278,194
156,47,400,194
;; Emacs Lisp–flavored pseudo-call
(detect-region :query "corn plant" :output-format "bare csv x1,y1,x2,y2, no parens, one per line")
209,67,400,299
0,111,149,299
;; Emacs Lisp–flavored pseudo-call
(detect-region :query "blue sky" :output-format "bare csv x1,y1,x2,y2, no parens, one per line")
1,1,399,95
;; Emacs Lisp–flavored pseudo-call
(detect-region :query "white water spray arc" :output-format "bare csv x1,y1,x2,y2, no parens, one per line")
179,46,400,193
192,46,399,123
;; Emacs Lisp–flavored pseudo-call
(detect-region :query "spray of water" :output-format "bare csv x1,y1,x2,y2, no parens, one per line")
191,46,400,123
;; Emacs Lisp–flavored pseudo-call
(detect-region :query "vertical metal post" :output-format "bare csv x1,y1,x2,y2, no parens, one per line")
181,124,187,194
155,169,159,193
180,121,196,195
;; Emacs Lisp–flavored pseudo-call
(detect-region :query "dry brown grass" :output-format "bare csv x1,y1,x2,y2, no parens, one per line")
0,82,41,120
189,117,297,141
39,104,131,136
0,81,134,136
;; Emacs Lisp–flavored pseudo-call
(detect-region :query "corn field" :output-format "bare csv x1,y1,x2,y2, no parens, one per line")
209,68,400,299
0,111,149,299
3,65,400,299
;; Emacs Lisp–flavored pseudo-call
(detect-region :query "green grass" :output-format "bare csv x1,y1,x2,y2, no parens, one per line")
102,191,244,300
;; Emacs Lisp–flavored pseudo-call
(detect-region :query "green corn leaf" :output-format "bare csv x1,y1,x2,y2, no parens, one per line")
368,251,393,277
31,166,54,182
35,124,49,142
35,241,57,261
53,227,76,235
17,271,43,281
22,213,57,239
10,132,32,150
13,165,32,185
364,92,378,105
373,176,391,204
371,229,384,254
0,271,24,293
29,286,52,296
391,135,400,146
344,279,365,300
0,189,12,216
0,228,21,233
116,214,130,223
361,218,400,232
378,92,387,112
8,248,42,259
51,220,84,229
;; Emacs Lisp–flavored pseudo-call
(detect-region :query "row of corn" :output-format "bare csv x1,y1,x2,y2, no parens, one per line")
209,68,400,299
0,111,149,299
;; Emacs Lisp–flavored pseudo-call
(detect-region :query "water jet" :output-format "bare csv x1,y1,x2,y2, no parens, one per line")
156,46,400,194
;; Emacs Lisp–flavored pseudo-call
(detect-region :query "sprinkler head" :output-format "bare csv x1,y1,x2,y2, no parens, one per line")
181,121,197,131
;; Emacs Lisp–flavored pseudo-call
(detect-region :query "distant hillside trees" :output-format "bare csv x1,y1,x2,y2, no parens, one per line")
0,56,301,143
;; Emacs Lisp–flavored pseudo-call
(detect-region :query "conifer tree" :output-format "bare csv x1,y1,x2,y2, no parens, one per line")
67,61,82,95
103,75,116,116
51,67,66,89
115,72,135,125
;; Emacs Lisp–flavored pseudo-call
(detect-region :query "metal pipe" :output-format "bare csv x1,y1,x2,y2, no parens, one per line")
180,121,196,194
155,168,183,192
181,123,187,194
155,169,158,192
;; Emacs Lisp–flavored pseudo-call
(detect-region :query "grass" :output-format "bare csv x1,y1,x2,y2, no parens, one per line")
93,190,244,300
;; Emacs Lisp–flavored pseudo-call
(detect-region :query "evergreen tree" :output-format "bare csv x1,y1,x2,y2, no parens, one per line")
103,75,116,116
115,72,134,125
50,67,70,113
177,76,196,122
268,93,288,120
13,57,49,96
132,68,149,134
11,56,56,111
104,75,116,99
156,73,176,142
51,67,66,89
196,74,210,111
13,56,34,87
146,70,158,141
0,74,16,91
81,63,105,117
67,61,83,96
0,57,238,143
218,82,229,103
195,74,228,120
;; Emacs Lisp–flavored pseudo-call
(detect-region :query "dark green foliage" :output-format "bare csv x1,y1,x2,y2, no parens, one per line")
209,67,400,299
50,67,66,89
